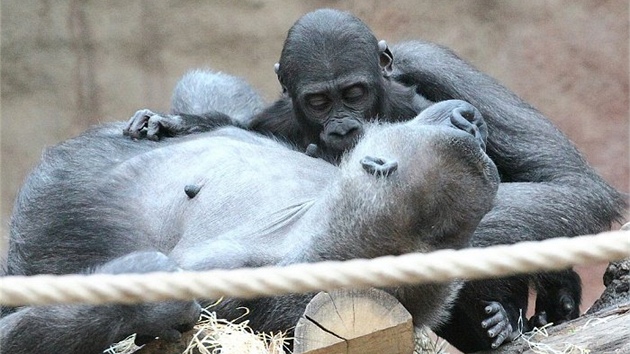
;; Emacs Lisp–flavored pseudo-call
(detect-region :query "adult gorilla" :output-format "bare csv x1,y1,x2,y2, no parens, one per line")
2,70,501,353
125,9,627,352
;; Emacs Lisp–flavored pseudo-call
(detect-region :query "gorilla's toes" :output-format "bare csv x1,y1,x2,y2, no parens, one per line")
481,301,514,349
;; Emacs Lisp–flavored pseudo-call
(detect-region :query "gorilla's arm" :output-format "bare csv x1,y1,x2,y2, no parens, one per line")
0,252,201,354
248,97,308,146
392,40,626,350
123,109,245,141
124,69,266,141
391,40,626,240
122,100,309,151
1,304,132,354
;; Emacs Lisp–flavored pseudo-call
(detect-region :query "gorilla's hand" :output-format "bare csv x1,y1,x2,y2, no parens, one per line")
124,109,185,141
95,252,202,345
127,300,202,345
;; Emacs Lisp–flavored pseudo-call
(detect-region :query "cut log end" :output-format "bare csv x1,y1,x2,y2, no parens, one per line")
293,288,415,354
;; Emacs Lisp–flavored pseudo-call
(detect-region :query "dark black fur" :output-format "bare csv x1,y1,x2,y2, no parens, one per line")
124,9,627,352
2,69,501,353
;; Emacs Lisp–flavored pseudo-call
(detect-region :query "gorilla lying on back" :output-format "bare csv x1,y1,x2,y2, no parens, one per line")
1,71,500,353
125,8,627,352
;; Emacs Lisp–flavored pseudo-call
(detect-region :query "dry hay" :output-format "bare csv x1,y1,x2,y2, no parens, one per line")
518,323,590,354
106,334,142,354
105,302,288,354
182,307,288,354
509,312,606,354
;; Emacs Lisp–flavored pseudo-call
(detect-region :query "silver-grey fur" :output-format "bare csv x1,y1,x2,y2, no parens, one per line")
171,69,265,123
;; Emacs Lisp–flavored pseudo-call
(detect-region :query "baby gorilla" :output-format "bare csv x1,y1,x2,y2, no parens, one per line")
3,75,498,354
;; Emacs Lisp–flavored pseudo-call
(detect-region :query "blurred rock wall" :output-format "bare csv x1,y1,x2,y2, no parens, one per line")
1,1,628,345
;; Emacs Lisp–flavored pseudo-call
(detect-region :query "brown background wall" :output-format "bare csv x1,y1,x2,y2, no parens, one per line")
1,0,628,348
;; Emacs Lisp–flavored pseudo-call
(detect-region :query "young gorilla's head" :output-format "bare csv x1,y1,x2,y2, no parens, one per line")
276,9,394,155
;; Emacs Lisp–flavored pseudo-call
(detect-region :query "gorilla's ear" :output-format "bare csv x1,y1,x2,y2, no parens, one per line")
378,40,393,78
274,63,288,94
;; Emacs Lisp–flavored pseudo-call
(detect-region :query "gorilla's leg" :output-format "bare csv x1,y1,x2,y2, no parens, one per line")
434,276,529,350
0,252,201,354
530,269,582,328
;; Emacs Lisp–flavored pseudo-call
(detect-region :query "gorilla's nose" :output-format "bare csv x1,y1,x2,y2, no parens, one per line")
449,102,488,151
322,119,364,151
415,100,489,151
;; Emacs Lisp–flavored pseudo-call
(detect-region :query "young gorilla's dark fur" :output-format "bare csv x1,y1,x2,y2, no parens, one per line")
124,9,627,352
1,70,500,353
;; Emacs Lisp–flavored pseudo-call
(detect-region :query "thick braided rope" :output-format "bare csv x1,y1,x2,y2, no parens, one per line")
1,230,628,307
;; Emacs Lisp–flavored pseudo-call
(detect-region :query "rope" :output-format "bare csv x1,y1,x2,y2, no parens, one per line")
1,230,628,307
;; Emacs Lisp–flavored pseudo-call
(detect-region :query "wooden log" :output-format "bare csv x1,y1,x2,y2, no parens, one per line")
293,288,415,354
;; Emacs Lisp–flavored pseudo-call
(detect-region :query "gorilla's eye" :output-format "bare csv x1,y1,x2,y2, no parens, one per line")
306,94,331,112
343,85,366,104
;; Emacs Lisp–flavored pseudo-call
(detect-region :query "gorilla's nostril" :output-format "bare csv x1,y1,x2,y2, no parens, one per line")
451,109,477,135
344,126,359,136
325,123,362,144
458,108,476,122
328,125,359,139
449,107,487,152
321,119,365,152
329,132,344,139
361,155,398,177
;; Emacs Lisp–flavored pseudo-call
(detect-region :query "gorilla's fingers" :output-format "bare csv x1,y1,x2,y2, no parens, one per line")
481,311,504,329
124,109,154,139
146,114,184,141
491,326,511,349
